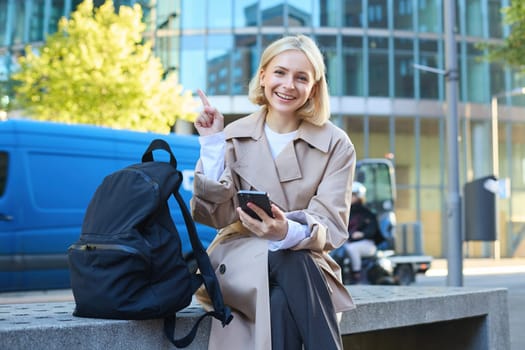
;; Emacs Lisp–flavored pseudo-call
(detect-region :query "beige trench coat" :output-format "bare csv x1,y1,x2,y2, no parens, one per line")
191,109,356,350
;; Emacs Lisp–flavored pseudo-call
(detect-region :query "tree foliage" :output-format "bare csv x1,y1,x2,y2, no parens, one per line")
12,0,197,133
480,0,525,73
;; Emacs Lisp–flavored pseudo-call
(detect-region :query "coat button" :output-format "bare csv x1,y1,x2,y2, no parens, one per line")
219,264,226,274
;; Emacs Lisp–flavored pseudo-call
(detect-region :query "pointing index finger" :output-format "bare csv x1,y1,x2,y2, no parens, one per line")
197,89,211,107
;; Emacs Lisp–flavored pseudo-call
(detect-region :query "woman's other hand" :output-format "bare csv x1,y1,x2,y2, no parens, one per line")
237,203,289,241
195,89,225,136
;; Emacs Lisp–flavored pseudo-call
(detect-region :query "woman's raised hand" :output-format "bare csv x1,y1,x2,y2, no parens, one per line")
194,89,225,136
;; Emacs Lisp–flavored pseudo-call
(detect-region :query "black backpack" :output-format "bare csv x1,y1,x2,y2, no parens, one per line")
67,139,233,348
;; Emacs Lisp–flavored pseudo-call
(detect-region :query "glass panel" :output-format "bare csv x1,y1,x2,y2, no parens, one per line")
488,0,503,38
262,34,281,48
208,0,232,29
344,115,364,159
420,119,441,186
316,35,338,95
0,0,8,44
368,37,389,97
490,62,505,98
466,43,487,103
394,117,416,221
342,36,364,96
313,0,338,27
235,0,258,27
368,117,391,159
287,0,312,27
418,0,440,33
260,0,285,26
511,124,525,188
420,188,443,257
419,39,439,99
206,35,234,95
342,0,363,28
29,0,46,42
368,0,388,29
394,38,414,98
180,35,206,93
13,1,26,45
394,0,412,30
0,152,7,197
181,0,205,29
232,35,258,95
49,0,66,34
466,0,483,37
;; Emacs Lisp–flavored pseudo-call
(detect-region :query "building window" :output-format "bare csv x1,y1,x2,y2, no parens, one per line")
418,0,440,33
342,0,363,28
394,38,414,98
368,0,388,29
394,0,413,30
316,35,338,95
342,36,364,96
368,37,389,97
418,39,439,99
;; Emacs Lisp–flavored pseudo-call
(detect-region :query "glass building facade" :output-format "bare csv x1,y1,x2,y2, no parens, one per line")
2,0,525,258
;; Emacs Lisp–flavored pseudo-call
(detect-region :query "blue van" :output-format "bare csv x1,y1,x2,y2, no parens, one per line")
0,119,217,292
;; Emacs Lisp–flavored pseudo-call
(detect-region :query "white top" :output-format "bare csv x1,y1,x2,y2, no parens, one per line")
198,125,309,251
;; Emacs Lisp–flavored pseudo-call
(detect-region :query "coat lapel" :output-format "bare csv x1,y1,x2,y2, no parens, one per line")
225,109,334,211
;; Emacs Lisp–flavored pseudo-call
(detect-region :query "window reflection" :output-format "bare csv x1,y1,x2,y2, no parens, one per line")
368,37,389,97
394,0,412,30
181,0,205,29
260,0,285,26
0,0,7,44
237,0,259,27
207,35,233,95
288,0,312,27
342,36,364,96
419,40,439,99
313,0,338,27
316,35,338,95
208,0,232,29
232,35,258,95
342,0,363,28
488,0,503,38
418,0,440,33
180,35,205,93
49,0,65,34
29,0,45,42
394,38,414,98
466,0,483,37
466,43,486,102
368,0,388,29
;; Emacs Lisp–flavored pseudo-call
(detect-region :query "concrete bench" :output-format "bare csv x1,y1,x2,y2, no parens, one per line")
0,286,509,350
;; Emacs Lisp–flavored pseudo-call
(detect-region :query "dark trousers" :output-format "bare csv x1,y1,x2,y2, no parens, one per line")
268,250,343,350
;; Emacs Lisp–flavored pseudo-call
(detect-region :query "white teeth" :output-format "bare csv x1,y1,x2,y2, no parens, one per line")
276,92,294,100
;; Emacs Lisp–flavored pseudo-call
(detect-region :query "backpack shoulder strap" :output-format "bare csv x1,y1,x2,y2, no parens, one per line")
173,190,233,325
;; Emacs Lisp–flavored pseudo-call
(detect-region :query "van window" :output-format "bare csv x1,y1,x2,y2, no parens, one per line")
0,152,7,197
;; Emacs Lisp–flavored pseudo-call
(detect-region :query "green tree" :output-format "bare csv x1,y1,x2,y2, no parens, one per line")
480,0,525,73
12,0,197,133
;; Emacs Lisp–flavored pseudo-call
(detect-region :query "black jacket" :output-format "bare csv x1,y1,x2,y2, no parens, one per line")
347,203,380,243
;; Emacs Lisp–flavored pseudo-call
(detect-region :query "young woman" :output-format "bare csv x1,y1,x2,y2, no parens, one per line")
191,34,356,350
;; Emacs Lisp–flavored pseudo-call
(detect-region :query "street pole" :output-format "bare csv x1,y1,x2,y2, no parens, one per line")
444,0,463,286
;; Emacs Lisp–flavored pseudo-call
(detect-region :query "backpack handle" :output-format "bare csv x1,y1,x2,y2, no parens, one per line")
142,139,177,168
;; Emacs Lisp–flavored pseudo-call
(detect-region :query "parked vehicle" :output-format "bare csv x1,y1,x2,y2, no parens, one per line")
332,158,432,285
0,119,217,292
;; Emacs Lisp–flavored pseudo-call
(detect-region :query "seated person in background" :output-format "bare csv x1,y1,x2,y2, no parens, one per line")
344,181,380,282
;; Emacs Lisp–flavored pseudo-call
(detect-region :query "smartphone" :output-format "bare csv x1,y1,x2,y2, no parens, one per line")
237,190,273,221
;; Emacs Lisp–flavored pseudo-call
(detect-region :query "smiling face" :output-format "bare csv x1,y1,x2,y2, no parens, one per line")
259,49,317,121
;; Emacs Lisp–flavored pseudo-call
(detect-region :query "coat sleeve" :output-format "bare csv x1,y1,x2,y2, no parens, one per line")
291,134,356,252
190,144,240,229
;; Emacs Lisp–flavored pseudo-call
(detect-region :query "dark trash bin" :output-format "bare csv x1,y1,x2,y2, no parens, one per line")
464,175,497,241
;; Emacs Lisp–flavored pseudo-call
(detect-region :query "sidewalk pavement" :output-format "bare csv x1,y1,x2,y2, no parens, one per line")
427,257,525,277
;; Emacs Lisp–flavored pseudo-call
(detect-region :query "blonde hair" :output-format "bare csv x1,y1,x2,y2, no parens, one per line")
248,34,330,126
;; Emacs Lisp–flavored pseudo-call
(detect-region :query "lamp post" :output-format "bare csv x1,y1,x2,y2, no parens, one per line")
413,0,462,286
490,87,525,259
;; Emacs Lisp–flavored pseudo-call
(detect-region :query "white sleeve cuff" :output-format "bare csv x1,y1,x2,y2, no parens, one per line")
198,132,226,181
268,219,309,251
